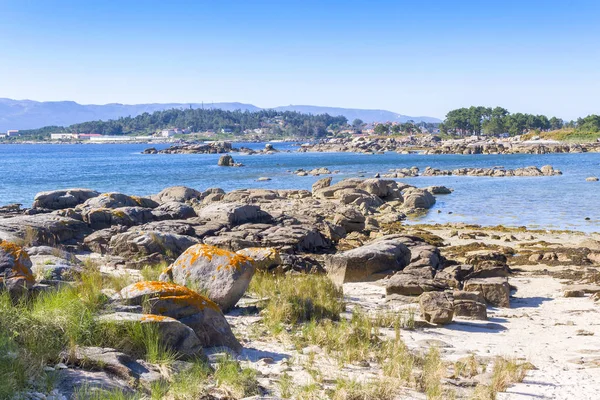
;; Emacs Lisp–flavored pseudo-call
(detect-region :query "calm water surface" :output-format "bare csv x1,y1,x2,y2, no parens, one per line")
0,143,599,232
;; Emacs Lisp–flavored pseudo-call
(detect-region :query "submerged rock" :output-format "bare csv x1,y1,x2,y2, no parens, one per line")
218,154,235,166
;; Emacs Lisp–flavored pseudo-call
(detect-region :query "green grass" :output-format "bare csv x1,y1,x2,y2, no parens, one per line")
213,356,260,398
140,262,169,282
153,357,211,399
249,272,345,332
331,377,399,400
522,128,600,143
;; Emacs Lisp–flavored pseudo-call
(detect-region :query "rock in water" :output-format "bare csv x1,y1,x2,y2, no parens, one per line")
586,177,599,182
118,281,241,352
419,291,454,325
402,188,436,210
218,155,235,166
160,244,255,312
0,241,35,297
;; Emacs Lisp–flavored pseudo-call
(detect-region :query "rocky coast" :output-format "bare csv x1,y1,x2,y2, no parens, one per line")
1,179,599,399
294,136,600,155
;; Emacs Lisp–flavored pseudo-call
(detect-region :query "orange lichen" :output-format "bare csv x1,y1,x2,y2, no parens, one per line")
173,244,251,272
130,195,144,206
141,314,168,322
0,241,34,283
130,281,222,313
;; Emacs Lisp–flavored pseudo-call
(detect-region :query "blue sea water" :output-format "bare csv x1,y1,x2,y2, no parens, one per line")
0,143,599,232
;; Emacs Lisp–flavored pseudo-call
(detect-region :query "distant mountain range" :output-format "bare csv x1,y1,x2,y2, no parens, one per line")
0,98,441,131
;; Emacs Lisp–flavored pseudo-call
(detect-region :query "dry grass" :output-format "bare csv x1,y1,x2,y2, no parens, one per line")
472,357,533,399
249,272,345,332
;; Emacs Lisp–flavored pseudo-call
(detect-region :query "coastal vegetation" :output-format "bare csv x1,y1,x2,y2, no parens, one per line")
19,108,349,138
439,106,600,139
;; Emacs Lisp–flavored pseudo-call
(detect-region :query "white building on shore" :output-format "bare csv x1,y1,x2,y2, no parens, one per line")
50,133,78,140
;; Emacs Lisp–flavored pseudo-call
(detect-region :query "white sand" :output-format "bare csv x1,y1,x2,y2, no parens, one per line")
347,275,600,399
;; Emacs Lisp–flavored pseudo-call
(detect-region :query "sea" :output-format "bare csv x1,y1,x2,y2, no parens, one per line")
1,143,599,233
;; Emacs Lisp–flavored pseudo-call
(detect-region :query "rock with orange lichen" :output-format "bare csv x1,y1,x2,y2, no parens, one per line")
161,244,255,312
117,281,241,352
97,312,205,358
0,240,35,297
236,247,282,271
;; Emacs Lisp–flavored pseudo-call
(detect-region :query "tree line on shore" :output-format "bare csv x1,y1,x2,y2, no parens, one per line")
19,108,349,138
439,106,600,136
14,106,600,140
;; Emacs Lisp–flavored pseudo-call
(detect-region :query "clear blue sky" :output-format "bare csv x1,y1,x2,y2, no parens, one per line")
1,0,599,120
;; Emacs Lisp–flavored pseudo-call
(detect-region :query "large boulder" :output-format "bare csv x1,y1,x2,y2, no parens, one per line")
419,291,454,325
197,203,271,227
333,207,366,233
218,155,235,166
108,230,200,259
259,225,330,252
453,290,487,320
118,281,241,352
83,226,129,254
326,238,411,286
153,186,202,204
464,251,510,279
33,188,100,210
463,277,510,308
160,244,255,312
152,202,197,220
82,193,159,209
0,241,35,297
402,188,436,210
0,214,91,246
81,207,155,230
312,177,332,192
97,312,204,358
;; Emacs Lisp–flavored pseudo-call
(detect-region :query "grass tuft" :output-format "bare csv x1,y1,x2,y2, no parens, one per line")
249,272,345,332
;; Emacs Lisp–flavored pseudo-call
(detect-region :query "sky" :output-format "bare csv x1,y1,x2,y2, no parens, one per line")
1,0,599,120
